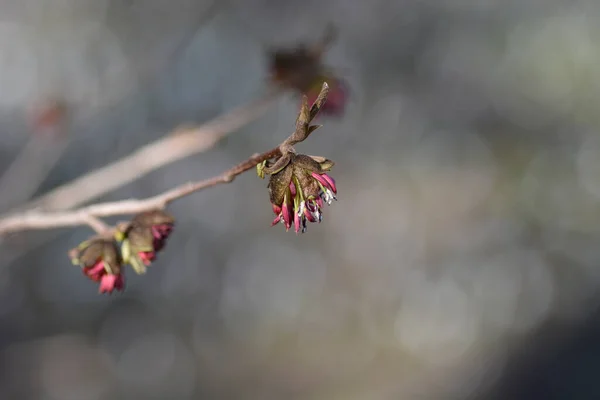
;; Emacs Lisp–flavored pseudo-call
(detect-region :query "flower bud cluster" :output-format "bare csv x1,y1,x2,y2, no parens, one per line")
70,210,175,294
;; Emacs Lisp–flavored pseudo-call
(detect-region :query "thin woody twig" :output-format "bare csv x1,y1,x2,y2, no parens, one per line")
0,147,281,235
82,215,111,235
0,82,329,237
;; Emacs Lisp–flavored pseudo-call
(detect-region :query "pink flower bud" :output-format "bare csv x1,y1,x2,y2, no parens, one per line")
72,238,125,294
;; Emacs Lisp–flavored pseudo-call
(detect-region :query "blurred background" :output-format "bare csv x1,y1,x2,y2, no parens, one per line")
1,0,600,398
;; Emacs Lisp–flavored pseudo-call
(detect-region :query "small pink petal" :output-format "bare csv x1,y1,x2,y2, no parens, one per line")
152,224,173,240
294,211,301,233
99,274,118,294
160,224,174,235
311,172,337,193
83,261,105,281
271,214,282,226
289,181,297,198
304,207,316,222
311,172,328,187
272,203,282,215
138,251,156,265
282,204,292,231
321,174,337,194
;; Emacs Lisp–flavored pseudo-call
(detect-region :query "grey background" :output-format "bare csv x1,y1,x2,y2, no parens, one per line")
1,0,600,398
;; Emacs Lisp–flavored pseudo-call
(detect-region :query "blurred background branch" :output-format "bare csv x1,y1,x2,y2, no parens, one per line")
0,127,71,212
5,89,281,216
0,1,220,215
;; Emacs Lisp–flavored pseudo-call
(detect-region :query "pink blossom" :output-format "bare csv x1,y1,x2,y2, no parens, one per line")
270,170,337,234
83,260,125,294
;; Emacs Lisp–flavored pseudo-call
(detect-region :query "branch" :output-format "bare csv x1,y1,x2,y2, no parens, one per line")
0,148,282,235
82,215,112,235
0,82,330,236
8,89,281,215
